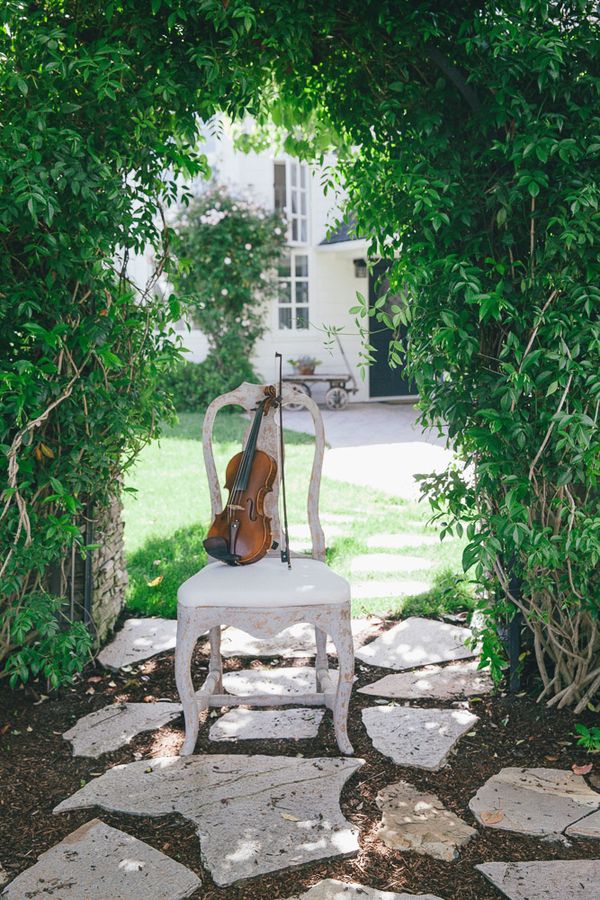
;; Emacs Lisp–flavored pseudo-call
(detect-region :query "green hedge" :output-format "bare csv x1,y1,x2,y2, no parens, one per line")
164,336,257,413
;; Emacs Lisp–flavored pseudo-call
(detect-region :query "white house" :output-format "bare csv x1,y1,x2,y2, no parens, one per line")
131,122,413,403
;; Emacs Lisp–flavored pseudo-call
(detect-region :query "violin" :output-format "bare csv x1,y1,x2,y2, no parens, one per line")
203,385,279,566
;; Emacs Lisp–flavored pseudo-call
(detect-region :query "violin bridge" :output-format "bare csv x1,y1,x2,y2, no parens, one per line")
227,503,245,511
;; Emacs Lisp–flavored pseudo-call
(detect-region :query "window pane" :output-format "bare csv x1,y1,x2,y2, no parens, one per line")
295,281,309,305
300,193,307,216
291,219,298,241
300,165,307,188
278,280,291,303
290,162,297,187
300,220,308,242
295,306,309,329
295,255,308,277
291,193,298,215
279,307,292,329
278,252,291,278
274,162,286,212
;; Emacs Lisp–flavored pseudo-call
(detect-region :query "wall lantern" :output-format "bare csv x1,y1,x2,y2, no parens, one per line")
353,258,367,278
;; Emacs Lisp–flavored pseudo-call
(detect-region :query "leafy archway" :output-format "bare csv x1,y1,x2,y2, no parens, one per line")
1,1,598,706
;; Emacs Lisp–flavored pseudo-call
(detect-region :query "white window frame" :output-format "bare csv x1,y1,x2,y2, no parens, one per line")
277,250,309,331
274,159,309,245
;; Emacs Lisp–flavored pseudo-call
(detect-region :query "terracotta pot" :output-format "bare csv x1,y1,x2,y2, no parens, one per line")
298,365,315,375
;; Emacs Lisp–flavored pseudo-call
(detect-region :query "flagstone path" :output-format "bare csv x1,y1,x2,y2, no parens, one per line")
476,860,600,899
54,755,363,886
220,616,381,658
358,661,493,700
365,533,441,549
356,616,475,669
469,767,600,838
97,617,177,669
376,780,476,861
222,665,340,696
351,579,432,601
2,819,201,899
9,610,598,898
209,707,324,742
63,701,182,757
350,554,434,575
362,705,478,770
287,881,444,900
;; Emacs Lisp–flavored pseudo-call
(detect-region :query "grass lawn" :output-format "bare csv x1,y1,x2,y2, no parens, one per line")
123,412,473,619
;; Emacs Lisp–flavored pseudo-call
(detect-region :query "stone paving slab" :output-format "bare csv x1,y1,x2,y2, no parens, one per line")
362,706,478,771
221,617,381,658
97,617,178,670
351,580,431,601
287,880,444,900
469,767,600,837
366,533,441,549
63,701,182,758
288,524,344,541
54,755,363,887
2,819,200,899
222,666,339,696
376,780,476,861
356,617,475,670
209,708,324,742
351,554,434,575
476,860,600,899
358,661,492,700
567,806,600,837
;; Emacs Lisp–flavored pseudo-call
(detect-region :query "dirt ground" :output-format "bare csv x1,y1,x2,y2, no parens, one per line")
1,619,598,899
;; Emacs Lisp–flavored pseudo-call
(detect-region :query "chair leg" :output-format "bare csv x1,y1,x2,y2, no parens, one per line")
209,626,223,693
175,611,201,756
329,612,355,756
315,625,328,692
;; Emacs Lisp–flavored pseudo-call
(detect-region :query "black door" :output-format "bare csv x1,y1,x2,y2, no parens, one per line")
368,261,414,398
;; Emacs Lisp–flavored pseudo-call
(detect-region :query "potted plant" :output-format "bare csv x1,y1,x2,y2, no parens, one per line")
288,355,321,375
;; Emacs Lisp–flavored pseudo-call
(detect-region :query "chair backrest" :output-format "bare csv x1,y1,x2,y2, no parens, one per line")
202,381,326,560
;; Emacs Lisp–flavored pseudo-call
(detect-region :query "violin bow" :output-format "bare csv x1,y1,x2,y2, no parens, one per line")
275,352,291,569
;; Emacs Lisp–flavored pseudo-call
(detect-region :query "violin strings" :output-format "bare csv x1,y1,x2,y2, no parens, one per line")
226,399,263,520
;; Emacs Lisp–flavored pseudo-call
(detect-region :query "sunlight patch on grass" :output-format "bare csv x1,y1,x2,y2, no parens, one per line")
123,413,470,620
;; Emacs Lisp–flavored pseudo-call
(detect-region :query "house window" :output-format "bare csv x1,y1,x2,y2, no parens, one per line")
274,160,308,244
278,251,309,330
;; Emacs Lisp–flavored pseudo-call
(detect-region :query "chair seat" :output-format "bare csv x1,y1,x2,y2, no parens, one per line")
177,556,350,608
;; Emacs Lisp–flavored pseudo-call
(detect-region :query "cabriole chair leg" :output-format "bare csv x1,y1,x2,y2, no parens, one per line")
175,616,200,756
329,614,355,756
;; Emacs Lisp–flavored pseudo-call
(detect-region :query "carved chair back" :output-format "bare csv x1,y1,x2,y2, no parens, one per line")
202,381,326,560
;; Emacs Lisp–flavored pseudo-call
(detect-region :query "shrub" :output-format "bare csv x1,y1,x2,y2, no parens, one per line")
171,186,286,367
163,334,258,413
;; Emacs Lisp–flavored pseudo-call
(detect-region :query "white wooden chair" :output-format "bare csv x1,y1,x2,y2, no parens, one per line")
175,381,354,755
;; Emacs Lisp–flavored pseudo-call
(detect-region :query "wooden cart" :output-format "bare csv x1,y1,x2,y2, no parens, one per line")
283,337,358,410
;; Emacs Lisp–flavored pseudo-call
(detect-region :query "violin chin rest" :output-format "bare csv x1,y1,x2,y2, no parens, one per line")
203,537,241,566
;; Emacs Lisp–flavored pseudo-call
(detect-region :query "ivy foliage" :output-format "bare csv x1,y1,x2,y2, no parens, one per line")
267,0,600,708
1,0,598,707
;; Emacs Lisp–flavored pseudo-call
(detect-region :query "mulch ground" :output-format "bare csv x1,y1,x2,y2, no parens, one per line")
1,615,598,900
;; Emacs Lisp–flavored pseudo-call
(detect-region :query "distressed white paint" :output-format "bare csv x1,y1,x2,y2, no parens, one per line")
175,382,354,755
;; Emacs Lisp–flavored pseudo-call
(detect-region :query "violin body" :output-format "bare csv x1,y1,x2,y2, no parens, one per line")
204,448,277,566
